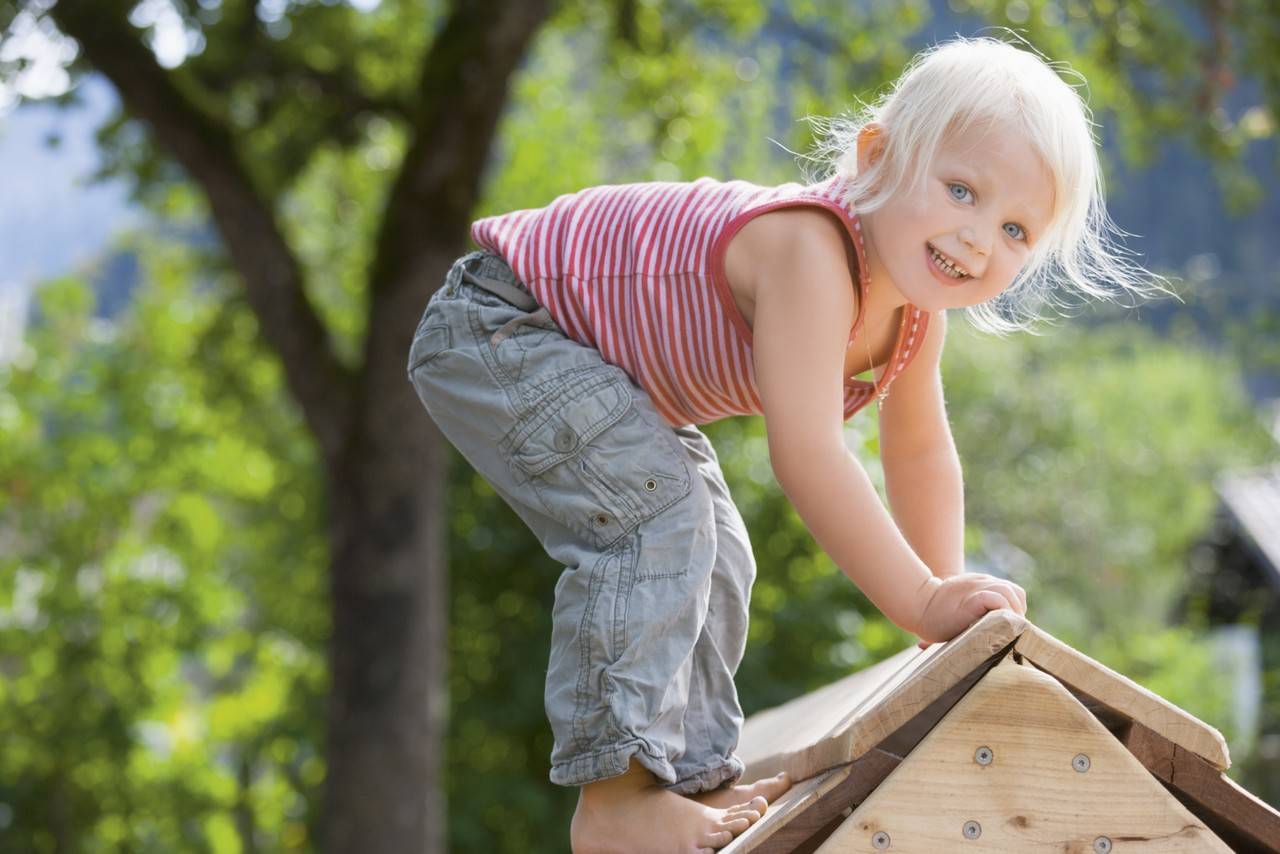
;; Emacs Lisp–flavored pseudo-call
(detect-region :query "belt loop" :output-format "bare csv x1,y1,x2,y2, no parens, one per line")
461,268,539,313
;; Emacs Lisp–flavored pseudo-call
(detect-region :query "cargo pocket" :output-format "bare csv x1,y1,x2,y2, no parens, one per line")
505,367,693,550
407,324,453,375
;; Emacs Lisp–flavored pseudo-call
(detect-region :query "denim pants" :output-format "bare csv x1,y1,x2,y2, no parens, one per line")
406,250,756,794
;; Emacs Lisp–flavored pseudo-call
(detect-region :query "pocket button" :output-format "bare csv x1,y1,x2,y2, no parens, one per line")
644,478,657,492
554,427,577,452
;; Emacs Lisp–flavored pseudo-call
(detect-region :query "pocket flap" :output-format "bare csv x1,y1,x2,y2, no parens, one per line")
407,324,452,373
509,375,631,476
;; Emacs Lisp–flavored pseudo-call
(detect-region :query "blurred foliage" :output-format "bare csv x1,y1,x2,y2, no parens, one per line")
2,0,1279,851
1,247,330,850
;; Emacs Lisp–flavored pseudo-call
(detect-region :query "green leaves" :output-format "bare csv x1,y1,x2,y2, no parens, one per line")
0,232,326,851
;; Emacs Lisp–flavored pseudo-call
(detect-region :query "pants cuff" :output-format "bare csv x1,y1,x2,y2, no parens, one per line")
662,754,746,796
549,739,678,789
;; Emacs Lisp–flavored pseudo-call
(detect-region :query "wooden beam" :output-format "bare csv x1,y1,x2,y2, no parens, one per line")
723,750,900,854
738,610,1026,785
1014,624,1231,770
816,658,1230,852
1121,721,1280,853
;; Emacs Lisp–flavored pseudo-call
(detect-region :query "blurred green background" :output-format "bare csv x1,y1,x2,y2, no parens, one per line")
2,1,1279,851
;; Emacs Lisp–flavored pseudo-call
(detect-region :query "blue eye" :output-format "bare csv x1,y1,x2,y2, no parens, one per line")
1005,222,1028,241
948,182,972,202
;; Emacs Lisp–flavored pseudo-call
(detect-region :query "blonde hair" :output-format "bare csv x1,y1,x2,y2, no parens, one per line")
803,33,1178,335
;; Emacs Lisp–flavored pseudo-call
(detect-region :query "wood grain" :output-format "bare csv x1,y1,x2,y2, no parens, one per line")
738,610,1026,785
1014,624,1230,770
815,658,1230,852
1121,721,1280,853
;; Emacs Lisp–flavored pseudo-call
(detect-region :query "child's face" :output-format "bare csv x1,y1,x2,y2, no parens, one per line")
858,120,1055,313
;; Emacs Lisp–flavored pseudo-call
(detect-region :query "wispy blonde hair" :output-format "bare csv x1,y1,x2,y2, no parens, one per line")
802,32,1177,335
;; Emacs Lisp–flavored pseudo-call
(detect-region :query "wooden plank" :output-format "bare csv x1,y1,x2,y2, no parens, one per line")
1121,721,1280,853
720,765,851,854
738,609,1026,785
724,750,899,854
1014,624,1231,770
815,658,1231,853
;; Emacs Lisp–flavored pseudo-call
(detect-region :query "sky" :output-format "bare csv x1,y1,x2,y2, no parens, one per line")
0,74,138,290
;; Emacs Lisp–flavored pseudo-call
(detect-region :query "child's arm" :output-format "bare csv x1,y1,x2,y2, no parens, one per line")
749,210,1024,641
878,311,964,580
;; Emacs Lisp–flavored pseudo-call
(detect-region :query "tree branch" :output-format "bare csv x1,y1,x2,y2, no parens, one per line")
367,0,554,296
48,0,355,472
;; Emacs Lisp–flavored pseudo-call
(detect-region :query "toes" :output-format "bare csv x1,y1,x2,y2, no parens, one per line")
765,772,790,793
701,830,733,849
725,804,761,821
720,815,751,833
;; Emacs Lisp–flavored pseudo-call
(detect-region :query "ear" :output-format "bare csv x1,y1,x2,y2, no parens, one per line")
855,122,887,174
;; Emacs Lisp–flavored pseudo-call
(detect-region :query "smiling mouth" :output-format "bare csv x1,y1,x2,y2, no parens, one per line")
927,243,972,281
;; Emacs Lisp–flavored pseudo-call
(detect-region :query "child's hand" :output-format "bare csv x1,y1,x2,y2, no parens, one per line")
913,574,1027,646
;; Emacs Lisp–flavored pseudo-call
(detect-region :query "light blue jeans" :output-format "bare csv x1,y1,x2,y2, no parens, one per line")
406,250,756,794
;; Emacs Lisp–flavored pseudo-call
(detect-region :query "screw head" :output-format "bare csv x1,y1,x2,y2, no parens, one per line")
1073,753,1091,773
974,746,994,766
962,820,982,840
871,830,891,849
1093,836,1112,853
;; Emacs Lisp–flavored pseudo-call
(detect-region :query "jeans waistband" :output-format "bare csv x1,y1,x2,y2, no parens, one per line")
459,252,539,312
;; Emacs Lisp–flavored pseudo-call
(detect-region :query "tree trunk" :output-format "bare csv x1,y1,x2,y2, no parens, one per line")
322,248,458,854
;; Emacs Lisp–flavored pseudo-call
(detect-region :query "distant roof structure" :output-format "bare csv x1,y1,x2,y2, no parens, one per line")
725,611,1280,853
1217,465,1280,589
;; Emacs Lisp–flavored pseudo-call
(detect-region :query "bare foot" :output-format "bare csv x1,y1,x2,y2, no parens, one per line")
686,771,792,812
571,757,765,853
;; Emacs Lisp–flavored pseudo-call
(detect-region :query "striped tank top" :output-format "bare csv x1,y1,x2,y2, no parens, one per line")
470,174,930,427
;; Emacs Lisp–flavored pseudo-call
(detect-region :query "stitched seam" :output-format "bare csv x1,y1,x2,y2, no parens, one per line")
571,548,612,754
611,538,636,668
466,298,524,417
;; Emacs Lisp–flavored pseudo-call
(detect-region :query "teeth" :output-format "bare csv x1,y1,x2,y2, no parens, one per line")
930,246,968,278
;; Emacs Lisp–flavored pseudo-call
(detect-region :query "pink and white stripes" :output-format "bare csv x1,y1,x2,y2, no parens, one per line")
470,174,929,427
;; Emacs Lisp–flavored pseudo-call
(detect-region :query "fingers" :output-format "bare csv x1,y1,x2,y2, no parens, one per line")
966,576,1027,617
991,580,1027,615
967,589,1009,615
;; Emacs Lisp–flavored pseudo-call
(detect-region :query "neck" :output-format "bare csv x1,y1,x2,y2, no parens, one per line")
857,213,911,317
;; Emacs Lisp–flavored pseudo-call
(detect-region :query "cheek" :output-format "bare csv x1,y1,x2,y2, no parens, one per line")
986,256,1027,296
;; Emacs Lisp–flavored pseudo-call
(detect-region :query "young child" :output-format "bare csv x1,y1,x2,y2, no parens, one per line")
407,35,1164,854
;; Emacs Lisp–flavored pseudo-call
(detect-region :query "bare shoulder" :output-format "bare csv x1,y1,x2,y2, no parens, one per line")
724,207,853,328
748,208,861,456
728,207,849,278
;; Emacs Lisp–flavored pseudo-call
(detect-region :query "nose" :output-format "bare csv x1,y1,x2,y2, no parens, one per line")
959,224,990,257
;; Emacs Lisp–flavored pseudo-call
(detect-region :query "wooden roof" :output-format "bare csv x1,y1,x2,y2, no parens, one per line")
725,610,1280,853
1219,465,1280,585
